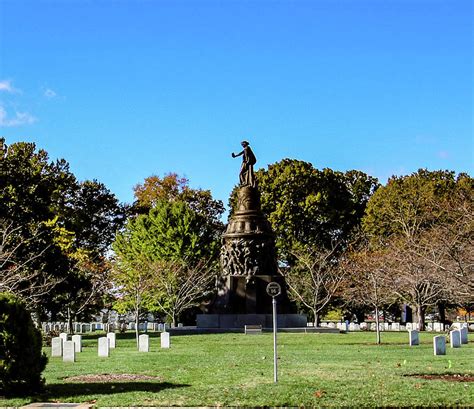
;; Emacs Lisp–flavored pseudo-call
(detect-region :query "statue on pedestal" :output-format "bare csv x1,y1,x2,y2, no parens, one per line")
231,140,257,188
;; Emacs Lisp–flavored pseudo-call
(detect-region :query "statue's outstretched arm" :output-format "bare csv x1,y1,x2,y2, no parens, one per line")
232,150,244,158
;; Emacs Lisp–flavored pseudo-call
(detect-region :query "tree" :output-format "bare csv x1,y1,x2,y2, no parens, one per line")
0,219,61,311
112,198,221,342
362,170,472,329
281,241,348,326
0,138,126,322
232,159,378,264
133,173,224,231
147,258,218,326
342,238,398,344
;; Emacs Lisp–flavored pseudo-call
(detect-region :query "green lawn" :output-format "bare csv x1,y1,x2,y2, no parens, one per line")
2,331,473,407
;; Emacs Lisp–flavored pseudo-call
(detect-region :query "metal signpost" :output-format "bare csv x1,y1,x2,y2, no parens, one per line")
266,281,281,383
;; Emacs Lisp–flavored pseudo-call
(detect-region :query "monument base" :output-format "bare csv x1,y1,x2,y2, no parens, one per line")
214,275,294,314
196,313,307,329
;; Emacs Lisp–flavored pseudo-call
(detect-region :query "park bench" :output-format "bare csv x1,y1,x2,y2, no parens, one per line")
244,324,262,335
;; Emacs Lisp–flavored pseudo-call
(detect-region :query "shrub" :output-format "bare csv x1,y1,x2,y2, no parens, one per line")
0,292,47,395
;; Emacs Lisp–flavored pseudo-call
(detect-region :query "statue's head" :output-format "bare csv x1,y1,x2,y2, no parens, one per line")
241,140,249,147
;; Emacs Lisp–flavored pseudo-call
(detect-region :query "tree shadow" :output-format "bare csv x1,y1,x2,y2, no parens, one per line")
42,381,189,398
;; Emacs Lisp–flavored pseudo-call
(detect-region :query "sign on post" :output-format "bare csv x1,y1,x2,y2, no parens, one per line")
266,282,281,383
266,281,281,297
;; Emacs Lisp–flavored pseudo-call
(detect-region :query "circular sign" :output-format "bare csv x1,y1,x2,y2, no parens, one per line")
266,282,282,297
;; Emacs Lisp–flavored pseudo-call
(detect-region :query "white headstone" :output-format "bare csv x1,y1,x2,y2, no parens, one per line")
360,322,368,330
328,322,336,329
71,334,82,352
353,323,360,331
409,330,419,346
51,337,63,357
469,324,474,332
158,323,165,331
433,322,443,332
391,323,400,331
406,322,413,331
107,332,116,349
450,330,461,348
139,334,149,352
98,337,109,357
177,323,184,328
161,331,170,348
460,326,468,344
59,332,68,343
63,340,75,362
384,322,390,331
433,336,446,355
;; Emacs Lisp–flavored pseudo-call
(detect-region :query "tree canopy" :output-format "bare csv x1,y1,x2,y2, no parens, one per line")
233,159,379,263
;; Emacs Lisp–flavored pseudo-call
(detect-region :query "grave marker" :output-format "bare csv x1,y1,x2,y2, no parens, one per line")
63,340,75,362
59,332,68,343
409,330,419,346
51,337,63,357
161,331,170,348
460,326,468,344
433,336,446,355
139,334,149,352
72,334,82,352
98,337,109,357
450,330,461,348
107,332,116,349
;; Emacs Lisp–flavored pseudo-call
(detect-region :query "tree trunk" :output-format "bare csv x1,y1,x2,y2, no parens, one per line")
416,305,425,331
67,307,74,335
314,311,320,327
375,305,381,344
438,303,446,325
135,310,140,349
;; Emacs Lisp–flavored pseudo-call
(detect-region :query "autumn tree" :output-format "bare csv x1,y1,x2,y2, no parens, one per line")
362,169,472,328
133,173,224,231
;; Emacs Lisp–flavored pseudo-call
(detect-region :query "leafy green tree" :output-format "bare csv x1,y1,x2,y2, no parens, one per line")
0,138,126,322
231,159,378,264
112,199,220,337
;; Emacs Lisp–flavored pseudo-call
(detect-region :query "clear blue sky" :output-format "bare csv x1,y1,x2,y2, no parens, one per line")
1,0,472,210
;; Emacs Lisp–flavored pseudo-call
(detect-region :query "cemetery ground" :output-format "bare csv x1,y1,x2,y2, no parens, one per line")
2,331,473,407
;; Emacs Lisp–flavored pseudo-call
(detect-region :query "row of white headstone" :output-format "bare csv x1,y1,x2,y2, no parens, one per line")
51,332,171,362
318,321,473,332
43,322,184,333
408,324,469,355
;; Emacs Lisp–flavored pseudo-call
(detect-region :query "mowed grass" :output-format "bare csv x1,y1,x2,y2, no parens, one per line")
2,331,473,407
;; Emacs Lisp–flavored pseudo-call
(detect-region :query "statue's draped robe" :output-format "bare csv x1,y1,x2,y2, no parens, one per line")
239,146,257,187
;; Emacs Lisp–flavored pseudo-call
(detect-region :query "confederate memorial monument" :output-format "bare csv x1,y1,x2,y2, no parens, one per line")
198,141,305,328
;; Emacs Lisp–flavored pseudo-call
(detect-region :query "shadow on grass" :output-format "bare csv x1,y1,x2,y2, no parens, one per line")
43,381,189,397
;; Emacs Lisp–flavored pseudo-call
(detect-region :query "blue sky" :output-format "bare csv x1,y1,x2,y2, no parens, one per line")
1,0,472,210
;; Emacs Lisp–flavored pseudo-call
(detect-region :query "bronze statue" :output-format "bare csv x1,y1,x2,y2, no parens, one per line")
232,141,257,187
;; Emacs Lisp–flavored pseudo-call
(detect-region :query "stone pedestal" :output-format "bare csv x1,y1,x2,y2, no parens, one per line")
212,185,293,318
